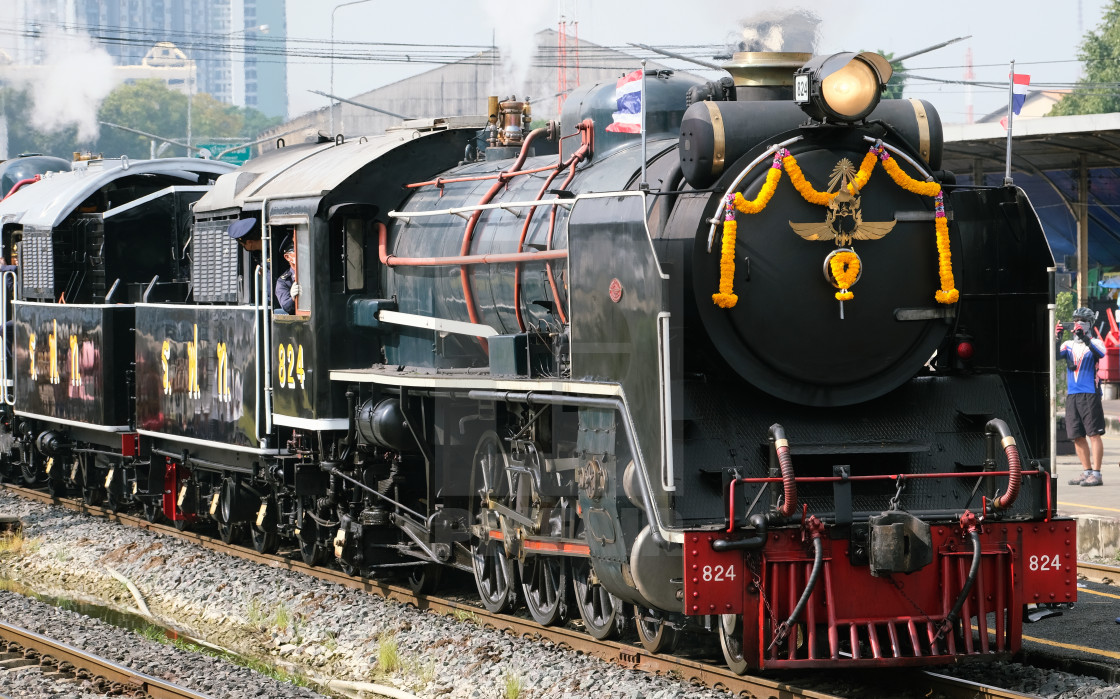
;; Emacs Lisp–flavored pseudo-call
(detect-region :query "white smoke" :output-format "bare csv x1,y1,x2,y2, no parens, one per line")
15,27,119,142
729,10,821,54
478,0,553,102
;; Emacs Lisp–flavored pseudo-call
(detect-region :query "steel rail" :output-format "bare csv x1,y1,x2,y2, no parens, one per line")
918,671,1045,699
0,620,215,699
1076,560,1120,584
0,483,858,699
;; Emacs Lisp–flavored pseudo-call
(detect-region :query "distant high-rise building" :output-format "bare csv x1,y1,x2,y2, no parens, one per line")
239,0,287,119
6,0,287,119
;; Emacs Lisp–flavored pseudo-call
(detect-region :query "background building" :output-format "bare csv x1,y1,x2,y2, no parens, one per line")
265,30,665,145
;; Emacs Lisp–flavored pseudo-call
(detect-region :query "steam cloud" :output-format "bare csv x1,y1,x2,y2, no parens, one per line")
729,10,821,54
479,0,553,105
14,26,119,142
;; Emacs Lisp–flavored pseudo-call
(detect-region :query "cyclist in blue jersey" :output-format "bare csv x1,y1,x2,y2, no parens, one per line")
1058,307,1107,486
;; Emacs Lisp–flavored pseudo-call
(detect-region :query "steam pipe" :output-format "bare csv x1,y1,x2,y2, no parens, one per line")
985,418,1022,510
513,146,583,331
543,128,593,327
769,423,797,517
406,164,558,189
711,514,768,551
770,516,824,648
459,127,549,348
378,221,566,267
3,175,40,200
936,511,982,640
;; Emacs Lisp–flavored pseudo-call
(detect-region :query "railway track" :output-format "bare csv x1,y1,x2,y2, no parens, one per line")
0,483,1077,699
1076,560,1120,584
918,672,1046,699
0,619,213,698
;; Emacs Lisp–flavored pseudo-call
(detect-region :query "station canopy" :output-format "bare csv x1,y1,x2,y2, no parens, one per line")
942,112,1120,268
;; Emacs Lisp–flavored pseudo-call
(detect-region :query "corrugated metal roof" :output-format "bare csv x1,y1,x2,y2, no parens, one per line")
0,157,235,229
943,112,1120,267
194,132,421,214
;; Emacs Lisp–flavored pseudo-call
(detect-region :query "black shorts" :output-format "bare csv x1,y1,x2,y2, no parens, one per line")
1066,391,1106,439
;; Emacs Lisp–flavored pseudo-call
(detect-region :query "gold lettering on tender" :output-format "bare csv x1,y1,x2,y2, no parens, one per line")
216,342,229,402
69,334,81,387
187,323,201,398
161,340,171,395
48,320,59,385
28,333,36,380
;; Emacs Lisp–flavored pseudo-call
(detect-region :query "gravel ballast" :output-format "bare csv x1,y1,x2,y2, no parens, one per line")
1,489,1119,698
0,491,738,699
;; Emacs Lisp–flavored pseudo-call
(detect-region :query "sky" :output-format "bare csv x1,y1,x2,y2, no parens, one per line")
286,0,1112,125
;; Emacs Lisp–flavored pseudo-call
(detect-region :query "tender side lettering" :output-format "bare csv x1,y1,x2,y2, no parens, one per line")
216,342,230,402
277,343,305,391
48,319,59,385
69,334,81,387
187,323,201,399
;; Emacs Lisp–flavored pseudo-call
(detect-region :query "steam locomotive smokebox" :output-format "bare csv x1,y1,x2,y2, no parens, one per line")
679,98,944,189
489,333,552,378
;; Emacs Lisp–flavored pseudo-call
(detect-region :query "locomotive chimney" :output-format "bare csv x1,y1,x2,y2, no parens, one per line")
722,51,811,101
485,96,534,161
497,97,527,146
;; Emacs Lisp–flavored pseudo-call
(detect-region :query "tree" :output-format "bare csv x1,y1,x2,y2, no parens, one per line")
97,80,187,158
878,51,907,100
0,87,87,158
95,80,282,159
1050,0,1120,116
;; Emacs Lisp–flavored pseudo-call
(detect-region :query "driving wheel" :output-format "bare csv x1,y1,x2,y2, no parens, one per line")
470,431,518,613
521,555,568,626
719,613,751,675
571,558,625,640
634,605,679,654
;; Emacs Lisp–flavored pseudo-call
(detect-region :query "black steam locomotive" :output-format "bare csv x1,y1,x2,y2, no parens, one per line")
0,50,1075,672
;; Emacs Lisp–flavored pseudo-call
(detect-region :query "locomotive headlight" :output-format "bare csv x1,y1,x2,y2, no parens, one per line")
794,52,893,123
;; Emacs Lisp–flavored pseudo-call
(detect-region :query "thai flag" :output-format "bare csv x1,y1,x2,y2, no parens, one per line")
605,69,643,133
1011,73,1030,115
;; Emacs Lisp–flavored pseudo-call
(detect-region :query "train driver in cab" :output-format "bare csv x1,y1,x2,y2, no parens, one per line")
275,235,301,315
228,217,273,309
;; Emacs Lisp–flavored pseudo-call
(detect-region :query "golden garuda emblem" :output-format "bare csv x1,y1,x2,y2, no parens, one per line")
789,159,896,246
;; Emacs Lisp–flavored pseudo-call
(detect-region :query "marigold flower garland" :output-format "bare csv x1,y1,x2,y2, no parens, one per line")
875,146,958,303
828,250,860,301
783,148,878,204
713,144,959,308
712,154,783,308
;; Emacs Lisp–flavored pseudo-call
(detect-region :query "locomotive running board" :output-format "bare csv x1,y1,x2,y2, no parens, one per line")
328,367,622,396
14,411,131,433
137,429,284,455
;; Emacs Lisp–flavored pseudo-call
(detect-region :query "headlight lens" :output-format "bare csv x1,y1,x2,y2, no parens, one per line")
820,59,879,119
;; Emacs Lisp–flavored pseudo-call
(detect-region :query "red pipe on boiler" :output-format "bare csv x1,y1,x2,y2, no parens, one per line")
458,127,549,345
378,221,567,267
769,423,797,518
3,175,40,200
985,419,1022,510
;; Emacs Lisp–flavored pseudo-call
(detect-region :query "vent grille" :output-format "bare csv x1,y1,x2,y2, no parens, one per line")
192,218,238,302
21,226,54,299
